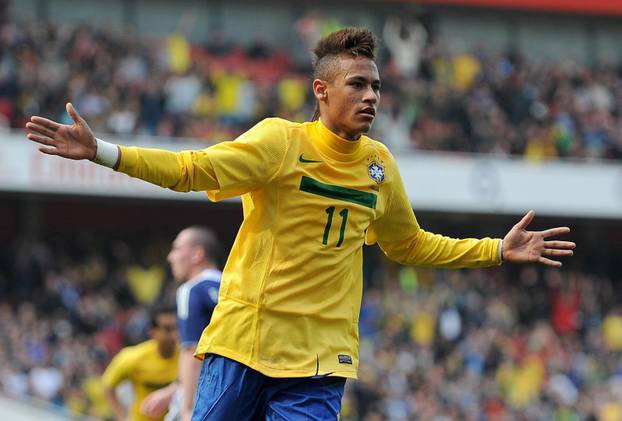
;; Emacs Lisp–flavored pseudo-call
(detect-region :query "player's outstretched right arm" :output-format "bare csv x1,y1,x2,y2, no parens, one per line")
26,102,103,162
26,103,288,197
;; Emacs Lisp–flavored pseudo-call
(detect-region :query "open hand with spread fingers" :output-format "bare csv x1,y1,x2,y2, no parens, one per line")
502,210,575,267
25,102,97,160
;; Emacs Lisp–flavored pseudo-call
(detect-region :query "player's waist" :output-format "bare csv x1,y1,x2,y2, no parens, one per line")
219,292,358,321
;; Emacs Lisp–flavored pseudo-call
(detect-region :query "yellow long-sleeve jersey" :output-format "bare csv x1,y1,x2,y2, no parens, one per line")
101,340,179,421
117,118,501,379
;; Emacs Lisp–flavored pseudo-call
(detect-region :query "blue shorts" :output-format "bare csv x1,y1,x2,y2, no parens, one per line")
191,355,346,421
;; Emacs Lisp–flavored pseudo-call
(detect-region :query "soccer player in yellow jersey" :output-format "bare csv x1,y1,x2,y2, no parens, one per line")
102,305,179,421
26,28,575,420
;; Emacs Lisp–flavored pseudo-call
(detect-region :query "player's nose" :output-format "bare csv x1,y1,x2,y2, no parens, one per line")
362,86,378,105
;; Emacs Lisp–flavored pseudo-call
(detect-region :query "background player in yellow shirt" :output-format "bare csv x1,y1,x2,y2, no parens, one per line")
102,305,179,421
26,28,574,420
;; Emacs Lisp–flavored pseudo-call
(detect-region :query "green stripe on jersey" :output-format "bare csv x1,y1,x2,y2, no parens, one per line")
299,176,377,209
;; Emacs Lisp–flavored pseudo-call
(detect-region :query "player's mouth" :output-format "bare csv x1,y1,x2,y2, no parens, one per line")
358,107,376,120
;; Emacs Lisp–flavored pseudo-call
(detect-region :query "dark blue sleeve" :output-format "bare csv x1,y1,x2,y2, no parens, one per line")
177,280,219,348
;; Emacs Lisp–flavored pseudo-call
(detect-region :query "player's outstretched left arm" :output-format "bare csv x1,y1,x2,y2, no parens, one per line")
502,210,575,267
25,103,99,161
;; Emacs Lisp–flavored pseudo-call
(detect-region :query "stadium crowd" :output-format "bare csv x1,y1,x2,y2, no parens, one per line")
0,233,176,420
1,16,622,160
1,232,622,420
345,266,622,421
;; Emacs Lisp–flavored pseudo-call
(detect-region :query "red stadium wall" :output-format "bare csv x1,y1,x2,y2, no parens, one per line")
414,0,622,16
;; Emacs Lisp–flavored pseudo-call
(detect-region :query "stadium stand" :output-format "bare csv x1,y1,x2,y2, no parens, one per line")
1,212,620,420
1,17,621,159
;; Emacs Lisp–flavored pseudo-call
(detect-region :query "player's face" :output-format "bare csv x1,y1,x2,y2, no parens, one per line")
318,56,380,140
151,313,178,357
167,230,196,282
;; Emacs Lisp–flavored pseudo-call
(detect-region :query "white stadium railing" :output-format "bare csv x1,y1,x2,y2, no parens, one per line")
2,132,621,219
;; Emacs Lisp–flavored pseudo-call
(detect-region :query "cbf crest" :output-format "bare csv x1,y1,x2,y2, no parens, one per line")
367,154,385,184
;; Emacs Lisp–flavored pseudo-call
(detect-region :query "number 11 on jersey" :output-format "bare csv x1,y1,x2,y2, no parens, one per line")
322,206,349,247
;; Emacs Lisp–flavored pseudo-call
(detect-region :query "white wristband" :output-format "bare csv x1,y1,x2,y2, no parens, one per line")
498,240,504,263
92,138,120,168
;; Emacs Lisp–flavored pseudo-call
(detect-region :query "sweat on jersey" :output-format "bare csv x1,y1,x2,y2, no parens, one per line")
115,118,501,379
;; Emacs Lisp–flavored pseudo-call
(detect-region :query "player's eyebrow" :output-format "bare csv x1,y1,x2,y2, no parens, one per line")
346,75,381,88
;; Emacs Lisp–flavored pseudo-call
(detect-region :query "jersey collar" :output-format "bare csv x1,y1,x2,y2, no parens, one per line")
312,119,363,161
189,268,221,284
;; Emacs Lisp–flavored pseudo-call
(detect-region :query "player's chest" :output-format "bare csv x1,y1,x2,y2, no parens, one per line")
272,148,388,244
132,359,177,389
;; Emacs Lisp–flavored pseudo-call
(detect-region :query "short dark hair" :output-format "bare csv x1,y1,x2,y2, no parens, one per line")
313,27,377,81
185,226,221,265
311,27,378,120
149,302,177,328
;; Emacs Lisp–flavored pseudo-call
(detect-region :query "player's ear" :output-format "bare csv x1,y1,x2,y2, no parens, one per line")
313,79,328,102
194,247,206,265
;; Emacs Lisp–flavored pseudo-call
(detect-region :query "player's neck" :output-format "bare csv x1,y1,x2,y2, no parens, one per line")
157,343,176,359
318,116,361,141
187,263,218,281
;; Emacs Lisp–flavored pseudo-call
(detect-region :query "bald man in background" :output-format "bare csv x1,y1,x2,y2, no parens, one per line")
141,227,222,421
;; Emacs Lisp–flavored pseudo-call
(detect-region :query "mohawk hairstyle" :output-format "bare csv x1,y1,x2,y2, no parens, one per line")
313,27,377,68
311,27,378,120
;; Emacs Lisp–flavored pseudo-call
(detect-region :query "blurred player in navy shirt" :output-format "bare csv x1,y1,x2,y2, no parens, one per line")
141,226,222,421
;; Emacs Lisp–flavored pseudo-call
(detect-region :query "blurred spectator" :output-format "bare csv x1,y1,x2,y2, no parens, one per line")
125,262,165,306
295,10,342,59
383,17,428,79
164,68,201,116
30,360,64,402
602,309,622,352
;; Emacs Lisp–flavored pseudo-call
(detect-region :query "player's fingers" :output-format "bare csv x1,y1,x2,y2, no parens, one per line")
26,122,57,138
542,248,573,257
140,400,153,414
544,240,576,249
27,133,56,146
140,400,163,417
39,146,59,155
515,210,535,229
66,102,84,125
30,116,61,131
538,256,562,267
540,227,571,238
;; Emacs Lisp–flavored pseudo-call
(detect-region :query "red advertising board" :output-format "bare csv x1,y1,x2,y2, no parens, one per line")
414,0,622,16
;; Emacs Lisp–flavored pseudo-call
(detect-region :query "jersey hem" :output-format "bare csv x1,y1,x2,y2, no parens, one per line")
195,346,358,379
